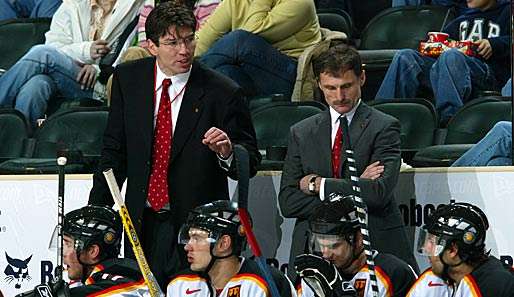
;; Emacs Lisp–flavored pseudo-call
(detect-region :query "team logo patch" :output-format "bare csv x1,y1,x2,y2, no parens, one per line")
227,285,241,297
353,279,367,297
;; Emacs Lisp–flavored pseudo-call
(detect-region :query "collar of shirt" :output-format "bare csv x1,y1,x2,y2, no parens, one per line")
155,61,191,97
329,99,361,146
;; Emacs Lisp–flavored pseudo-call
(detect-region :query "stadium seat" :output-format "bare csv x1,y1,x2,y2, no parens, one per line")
369,98,437,162
0,18,51,71
251,101,326,170
345,0,390,38
0,109,31,162
317,8,353,38
0,107,108,174
412,97,512,167
359,49,398,101
359,5,456,50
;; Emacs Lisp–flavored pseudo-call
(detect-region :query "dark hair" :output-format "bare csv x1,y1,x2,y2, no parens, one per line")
312,44,362,79
145,2,197,46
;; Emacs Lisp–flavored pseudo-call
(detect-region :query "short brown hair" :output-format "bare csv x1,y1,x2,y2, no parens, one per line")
312,44,362,79
145,2,197,46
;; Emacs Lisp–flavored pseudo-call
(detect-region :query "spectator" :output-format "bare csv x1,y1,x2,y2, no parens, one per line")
278,44,417,281
195,0,321,99
0,0,143,126
168,201,295,296
376,0,510,124
392,0,472,15
0,0,62,21
88,2,260,290
452,121,511,167
408,202,514,296
295,194,417,297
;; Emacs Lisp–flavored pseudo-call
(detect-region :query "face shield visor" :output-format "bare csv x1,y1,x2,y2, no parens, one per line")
178,224,218,247
309,232,349,257
416,228,447,256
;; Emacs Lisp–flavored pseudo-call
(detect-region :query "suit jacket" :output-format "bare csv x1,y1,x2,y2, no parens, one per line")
279,102,417,278
89,57,260,235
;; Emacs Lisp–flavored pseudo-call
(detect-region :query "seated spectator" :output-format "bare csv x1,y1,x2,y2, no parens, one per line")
0,0,143,126
376,0,510,124
195,0,321,99
168,201,295,297
295,194,417,297
0,0,62,21
452,121,511,166
392,0,471,15
408,202,514,296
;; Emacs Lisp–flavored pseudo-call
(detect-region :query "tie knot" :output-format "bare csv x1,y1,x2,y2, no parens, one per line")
162,78,172,89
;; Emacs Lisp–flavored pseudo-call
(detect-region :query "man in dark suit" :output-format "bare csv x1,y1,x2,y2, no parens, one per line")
88,2,260,289
279,44,417,280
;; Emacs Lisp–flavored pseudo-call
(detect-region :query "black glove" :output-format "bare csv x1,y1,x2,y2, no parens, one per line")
15,280,70,297
333,281,358,297
295,254,342,297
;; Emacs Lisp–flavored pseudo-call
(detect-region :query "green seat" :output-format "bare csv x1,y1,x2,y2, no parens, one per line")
359,5,455,50
0,18,51,70
0,107,108,174
370,99,437,163
317,8,353,38
0,109,31,162
251,101,326,170
412,97,512,167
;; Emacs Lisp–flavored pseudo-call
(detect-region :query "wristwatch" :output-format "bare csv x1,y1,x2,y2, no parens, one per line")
308,175,318,194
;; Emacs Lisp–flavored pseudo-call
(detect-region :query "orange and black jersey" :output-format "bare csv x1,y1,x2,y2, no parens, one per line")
298,252,417,297
167,257,296,297
70,258,149,297
407,256,514,297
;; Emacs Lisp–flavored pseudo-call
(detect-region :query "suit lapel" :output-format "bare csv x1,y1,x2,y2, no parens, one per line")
171,61,205,163
349,102,372,148
137,58,156,155
314,111,333,177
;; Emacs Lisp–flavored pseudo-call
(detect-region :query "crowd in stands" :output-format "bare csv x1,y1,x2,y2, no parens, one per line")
1,0,513,296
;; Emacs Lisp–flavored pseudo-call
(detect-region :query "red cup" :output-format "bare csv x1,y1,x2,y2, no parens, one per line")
427,32,449,43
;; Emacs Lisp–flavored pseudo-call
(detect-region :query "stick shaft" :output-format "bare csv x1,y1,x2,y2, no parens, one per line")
103,169,164,297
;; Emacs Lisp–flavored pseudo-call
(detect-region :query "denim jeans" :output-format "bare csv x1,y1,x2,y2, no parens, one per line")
0,44,93,125
375,48,495,122
452,121,512,166
501,78,511,96
0,0,62,20
199,30,298,99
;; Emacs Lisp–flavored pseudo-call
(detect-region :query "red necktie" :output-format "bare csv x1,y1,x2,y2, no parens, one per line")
332,118,343,178
147,78,172,211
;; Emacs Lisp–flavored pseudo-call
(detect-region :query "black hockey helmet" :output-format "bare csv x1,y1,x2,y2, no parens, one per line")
417,202,489,260
178,200,246,255
63,205,122,259
308,193,361,254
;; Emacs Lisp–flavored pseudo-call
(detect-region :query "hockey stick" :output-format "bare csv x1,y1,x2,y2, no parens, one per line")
233,145,281,297
54,156,67,282
339,117,379,297
103,169,164,297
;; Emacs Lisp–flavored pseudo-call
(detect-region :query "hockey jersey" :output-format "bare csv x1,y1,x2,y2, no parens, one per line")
167,257,295,297
69,258,150,297
298,252,417,297
406,256,514,297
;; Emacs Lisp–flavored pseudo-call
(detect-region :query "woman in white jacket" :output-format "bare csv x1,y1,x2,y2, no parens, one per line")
0,0,143,126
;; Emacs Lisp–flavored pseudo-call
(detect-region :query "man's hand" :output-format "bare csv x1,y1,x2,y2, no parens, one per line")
90,39,111,59
475,39,492,60
76,64,97,90
300,174,320,195
202,127,232,158
295,254,342,297
360,161,383,180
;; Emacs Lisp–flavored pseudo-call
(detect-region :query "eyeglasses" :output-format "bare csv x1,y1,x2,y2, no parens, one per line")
160,34,196,49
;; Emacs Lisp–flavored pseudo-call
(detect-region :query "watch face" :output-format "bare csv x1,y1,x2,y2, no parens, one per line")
309,182,315,192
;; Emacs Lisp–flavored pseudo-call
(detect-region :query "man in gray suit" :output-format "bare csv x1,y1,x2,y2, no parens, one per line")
279,44,417,280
